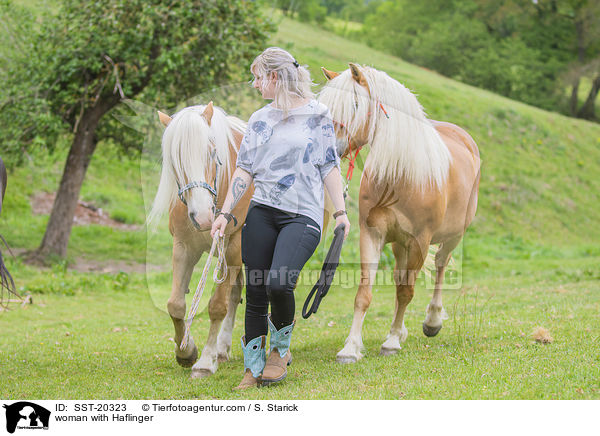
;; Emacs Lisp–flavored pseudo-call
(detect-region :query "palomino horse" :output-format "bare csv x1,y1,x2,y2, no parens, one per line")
150,102,253,378
319,64,480,363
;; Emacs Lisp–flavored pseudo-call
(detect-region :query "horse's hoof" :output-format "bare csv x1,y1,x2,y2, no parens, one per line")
175,346,198,368
379,347,400,356
336,355,358,364
217,352,230,363
191,368,214,379
422,322,442,337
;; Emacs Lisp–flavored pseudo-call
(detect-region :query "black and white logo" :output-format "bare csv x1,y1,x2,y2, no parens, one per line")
3,402,51,433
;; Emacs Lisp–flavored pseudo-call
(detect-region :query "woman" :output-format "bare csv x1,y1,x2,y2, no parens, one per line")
211,47,350,389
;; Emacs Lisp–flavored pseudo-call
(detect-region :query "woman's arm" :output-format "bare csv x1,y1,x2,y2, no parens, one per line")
211,167,253,238
221,167,253,215
323,166,350,240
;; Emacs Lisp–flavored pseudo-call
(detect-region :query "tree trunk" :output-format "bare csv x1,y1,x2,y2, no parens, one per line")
569,79,580,116
577,74,600,120
35,99,116,259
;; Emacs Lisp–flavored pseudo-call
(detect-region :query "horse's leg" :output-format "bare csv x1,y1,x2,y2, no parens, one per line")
191,270,232,378
423,235,461,337
380,235,428,355
169,240,202,367
336,224,383,363
216,265,243,362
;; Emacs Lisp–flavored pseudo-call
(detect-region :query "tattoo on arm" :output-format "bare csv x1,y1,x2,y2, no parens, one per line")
230,176,248,210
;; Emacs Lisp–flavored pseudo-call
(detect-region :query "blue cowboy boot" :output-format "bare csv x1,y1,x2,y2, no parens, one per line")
262,315,295,386
234,335,266,390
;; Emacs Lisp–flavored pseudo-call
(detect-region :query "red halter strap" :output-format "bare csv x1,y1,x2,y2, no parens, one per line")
341,101,388,182
346,140,362,182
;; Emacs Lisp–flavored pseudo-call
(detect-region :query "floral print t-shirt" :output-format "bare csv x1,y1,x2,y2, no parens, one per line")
236,99,340,231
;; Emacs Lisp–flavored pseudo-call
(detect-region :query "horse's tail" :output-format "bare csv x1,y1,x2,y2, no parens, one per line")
146,153,178,229
0,156,17,308
0,234,17,308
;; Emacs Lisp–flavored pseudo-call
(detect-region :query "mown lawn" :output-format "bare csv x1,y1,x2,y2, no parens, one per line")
0,8,599,401
0,253,598,400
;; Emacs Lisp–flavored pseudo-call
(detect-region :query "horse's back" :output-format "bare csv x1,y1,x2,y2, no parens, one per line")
430,120,479,159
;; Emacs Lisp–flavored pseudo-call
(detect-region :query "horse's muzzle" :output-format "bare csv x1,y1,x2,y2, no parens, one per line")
189,212,212,232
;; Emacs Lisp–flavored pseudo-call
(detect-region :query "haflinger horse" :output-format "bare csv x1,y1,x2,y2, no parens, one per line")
149,102,253,378
319,63,480,363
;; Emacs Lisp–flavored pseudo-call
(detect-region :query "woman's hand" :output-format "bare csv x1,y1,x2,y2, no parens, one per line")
210,214,228,238
211,167,253,239
335,214,351,241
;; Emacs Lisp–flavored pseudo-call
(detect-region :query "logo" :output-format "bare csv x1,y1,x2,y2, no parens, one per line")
3,402,50,433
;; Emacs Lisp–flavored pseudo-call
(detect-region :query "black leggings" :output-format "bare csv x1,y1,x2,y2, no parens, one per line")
241,202,321,341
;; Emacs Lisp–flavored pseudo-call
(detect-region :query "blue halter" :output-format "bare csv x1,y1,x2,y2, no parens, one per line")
176,149,222,210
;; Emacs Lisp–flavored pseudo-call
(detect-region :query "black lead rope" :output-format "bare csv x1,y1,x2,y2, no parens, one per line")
302,223,346,319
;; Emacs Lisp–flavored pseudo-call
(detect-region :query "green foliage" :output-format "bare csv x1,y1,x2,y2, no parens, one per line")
339,0,384,22
274,0,327,23
0,0,275,166
463,38,563,109
357,0,600,119
408,16,493,78
298,0,327,24
15,259,125,296
0,1,65,164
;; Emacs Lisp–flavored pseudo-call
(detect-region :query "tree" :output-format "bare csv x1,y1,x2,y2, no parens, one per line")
564,0,600,119
360,0,600,121
0,0,273,259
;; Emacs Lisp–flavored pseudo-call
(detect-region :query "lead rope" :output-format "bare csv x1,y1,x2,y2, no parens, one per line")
180,233,227,351
302,223,346,318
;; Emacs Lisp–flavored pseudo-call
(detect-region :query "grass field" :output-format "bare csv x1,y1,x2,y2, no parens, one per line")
1,256,598,400
0,10,599,400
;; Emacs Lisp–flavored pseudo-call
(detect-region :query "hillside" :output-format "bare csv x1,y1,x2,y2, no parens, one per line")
270,14,600,251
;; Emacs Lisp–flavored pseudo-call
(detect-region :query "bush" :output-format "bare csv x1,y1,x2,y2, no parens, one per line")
408,16,493,78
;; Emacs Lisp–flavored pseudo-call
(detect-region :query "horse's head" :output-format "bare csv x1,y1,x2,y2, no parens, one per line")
149,102,232,231
320,63,451,191
319,63,378,159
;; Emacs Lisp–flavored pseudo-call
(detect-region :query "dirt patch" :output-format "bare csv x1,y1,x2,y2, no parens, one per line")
30,191,140,231
22,193,166,274
73,258,167,274
12,248,168,274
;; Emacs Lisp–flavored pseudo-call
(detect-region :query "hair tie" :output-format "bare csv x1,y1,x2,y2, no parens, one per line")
292,60,299,68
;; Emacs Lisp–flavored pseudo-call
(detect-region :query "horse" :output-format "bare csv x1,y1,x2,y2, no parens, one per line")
319,63,481,363
150,102,253,378
0,157,17,309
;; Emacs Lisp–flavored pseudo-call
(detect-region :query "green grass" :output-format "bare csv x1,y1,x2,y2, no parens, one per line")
0,257,598,399
0,10,599,399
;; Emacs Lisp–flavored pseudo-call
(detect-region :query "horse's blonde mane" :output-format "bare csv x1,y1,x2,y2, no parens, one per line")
319,66,451,191
148,104,246,225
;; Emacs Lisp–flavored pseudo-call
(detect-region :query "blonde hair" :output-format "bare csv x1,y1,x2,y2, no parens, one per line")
251,47,314,113
318,65,451,192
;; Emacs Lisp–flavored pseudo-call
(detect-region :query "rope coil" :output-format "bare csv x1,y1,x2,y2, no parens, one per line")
180,233,227,351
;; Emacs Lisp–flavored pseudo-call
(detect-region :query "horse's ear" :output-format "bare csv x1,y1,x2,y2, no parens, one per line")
349,63,368,87
157,111,172,127
202,101,214,126
321,66,339,81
